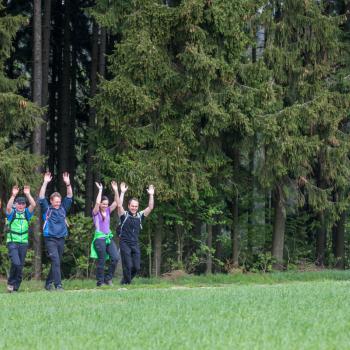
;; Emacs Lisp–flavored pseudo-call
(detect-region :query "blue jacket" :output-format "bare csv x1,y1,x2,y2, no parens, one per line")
39,197,73,237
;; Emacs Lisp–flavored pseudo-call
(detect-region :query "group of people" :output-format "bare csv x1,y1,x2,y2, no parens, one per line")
4,172,154,292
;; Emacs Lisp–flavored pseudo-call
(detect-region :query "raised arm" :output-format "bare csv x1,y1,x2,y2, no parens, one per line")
117,182,128,217
6,186,19,215
92,182,103,215
23,185,36,213
39,172,52,199
63,172,73,198
109,181,120,213
142,185,155,217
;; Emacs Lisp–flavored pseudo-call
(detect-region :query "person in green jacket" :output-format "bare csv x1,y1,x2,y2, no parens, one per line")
90,181,120,286
6,185,36,292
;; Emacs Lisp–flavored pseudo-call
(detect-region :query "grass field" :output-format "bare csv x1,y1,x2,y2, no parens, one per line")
1,271,350,349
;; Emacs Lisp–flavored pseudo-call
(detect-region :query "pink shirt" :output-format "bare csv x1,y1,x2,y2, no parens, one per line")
93,207,111,234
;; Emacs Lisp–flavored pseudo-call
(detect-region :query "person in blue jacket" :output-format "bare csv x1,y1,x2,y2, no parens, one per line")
39,171,73,291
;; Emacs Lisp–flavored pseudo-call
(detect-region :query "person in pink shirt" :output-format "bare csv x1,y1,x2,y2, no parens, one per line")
90,181,120,286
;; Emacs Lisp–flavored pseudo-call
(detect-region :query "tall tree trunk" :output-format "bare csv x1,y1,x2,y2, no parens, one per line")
85,21,99,216
99,27,106,77
315,153,327,267
316,211,326,267
206,224,213,274
271,183,286,269
231,147,240,267
32,0,43,280
333,208,345,269
57,0,72,193
214,225,222,272
152,215,163,277
176,224,184,267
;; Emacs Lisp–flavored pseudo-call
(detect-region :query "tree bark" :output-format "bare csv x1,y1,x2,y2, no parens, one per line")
152,215,163,277
32,0,43,280
57,0,72,193
206,224,213,274
271,183,286,269
231,147,240,267
333,210,345,269
84,21,99,216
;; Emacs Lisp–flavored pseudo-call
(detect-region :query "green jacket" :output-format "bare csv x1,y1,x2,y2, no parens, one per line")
90,231,113,259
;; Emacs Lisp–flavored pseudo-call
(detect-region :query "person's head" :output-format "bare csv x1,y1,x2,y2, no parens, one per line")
50,192,62,209
128,198,139,215
100,196,109,211
14,196,26,212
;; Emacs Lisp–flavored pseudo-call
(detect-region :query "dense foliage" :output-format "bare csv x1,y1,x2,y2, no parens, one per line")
1,0,350,278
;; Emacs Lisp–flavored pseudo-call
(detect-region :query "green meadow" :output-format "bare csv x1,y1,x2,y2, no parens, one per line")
0,272,350,349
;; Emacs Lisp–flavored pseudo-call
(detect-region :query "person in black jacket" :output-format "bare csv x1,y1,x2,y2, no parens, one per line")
117,182,154,284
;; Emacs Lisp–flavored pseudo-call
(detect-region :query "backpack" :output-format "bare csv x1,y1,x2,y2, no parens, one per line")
6,209,31,230
43,207,69,231
5,209,31,241
117,211,143,237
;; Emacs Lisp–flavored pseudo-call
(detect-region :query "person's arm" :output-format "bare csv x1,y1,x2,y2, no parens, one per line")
39,172,52,199
6,186,19,215
109,181,120,213
63,172,73,198
117,182,128,217
142,185,155,217
92,182,103,215
23,185,36,213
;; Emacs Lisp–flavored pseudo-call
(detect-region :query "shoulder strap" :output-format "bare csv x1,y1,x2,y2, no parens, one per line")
119,211,129,235
43,208,52,230
137,212,143,230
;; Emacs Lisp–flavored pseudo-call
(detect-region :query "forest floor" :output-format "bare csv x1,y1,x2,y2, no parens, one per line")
0,271,349,349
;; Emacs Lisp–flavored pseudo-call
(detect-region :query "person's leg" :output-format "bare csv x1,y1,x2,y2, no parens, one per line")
105,240,119,283
130,243,141,281
120,240,132,284
46,238,62,288
94,239,106,286
55,237,65,288
14,243,28,291
45,238,55,288
7,243,21,290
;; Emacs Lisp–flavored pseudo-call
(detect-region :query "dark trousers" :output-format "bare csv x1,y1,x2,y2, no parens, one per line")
45,237,65,287
7,242,28,291
120,240,140,284
94,239,119,285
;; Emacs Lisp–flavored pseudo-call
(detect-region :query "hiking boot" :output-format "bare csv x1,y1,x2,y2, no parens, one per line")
7,284,14,293
105,280,113,286
55,285,64,292
45,283,54,291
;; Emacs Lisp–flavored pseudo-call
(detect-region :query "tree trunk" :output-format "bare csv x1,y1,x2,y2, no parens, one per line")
214,225,222,272
271,183,286,269
176,224,184,268
152,215,163,277
84,21,99,216
333,210,345,269
206,224,213,274
32,0,43,280
231,147,240,267
315,153,327,267
57,0,72,193
316,211,326,267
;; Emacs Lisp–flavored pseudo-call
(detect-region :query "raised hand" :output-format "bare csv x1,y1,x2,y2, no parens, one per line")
147,184,155,195
44,172,53,183
120,182,128,193
111,181,118,193
63,172,70,186
23,185,31,195
95,182,103,191
12,185,19,197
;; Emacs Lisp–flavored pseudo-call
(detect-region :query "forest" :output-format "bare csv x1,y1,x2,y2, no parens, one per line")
1,0,350,280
